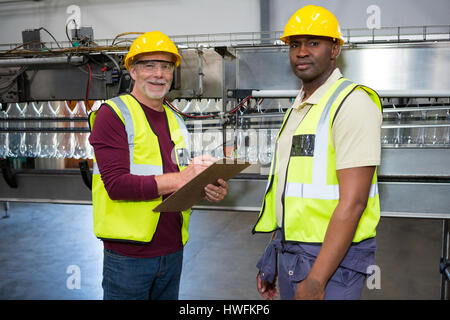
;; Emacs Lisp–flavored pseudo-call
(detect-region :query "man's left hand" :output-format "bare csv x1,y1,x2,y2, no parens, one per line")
204,179,228,202
294,277,325,300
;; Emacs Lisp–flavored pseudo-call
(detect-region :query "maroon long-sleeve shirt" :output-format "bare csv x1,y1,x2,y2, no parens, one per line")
89,99,182,258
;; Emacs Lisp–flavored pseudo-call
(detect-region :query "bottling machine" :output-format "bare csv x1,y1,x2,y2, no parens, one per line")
0,26,449,298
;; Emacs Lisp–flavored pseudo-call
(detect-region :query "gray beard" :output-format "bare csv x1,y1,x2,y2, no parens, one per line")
143,84,170,100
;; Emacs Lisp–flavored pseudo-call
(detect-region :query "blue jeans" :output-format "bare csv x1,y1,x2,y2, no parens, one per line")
102,248,183,300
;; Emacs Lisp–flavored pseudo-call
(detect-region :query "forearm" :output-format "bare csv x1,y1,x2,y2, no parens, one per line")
104,173,159,201
154,172,182,196
94,149,161,201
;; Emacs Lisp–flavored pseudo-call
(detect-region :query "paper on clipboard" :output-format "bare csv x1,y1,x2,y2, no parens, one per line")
153,158,251,212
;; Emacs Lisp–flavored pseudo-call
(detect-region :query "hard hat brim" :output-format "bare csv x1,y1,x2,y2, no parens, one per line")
280,34,344,46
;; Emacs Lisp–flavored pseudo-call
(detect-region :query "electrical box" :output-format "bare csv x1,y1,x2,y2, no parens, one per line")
21,29,42,51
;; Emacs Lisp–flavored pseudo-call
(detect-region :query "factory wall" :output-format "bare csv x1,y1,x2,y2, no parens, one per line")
0,0,261,44
0,0,449,45
269,0,450,30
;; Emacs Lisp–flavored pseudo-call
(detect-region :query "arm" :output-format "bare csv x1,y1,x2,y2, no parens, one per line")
257,230,280,300
294,165,375,299
89,105,159,201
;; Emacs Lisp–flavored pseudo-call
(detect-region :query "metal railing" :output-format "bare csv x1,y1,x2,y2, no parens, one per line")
0,25,449,55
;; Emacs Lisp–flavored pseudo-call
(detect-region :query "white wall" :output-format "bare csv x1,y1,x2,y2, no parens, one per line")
0,0,449,45
270,0,450,30
0,0,261,44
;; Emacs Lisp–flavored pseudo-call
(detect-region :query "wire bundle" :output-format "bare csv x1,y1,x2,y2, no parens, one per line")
164,95,253,119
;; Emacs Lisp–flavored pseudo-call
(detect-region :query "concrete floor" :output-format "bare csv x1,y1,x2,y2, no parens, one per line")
0,202,445,300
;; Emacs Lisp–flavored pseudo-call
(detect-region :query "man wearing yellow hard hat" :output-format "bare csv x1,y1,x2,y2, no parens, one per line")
253,5,382,300
89,31,228,300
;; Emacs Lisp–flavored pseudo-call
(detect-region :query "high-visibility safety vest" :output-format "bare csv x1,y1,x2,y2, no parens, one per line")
253,78,382,243
89,94,192,244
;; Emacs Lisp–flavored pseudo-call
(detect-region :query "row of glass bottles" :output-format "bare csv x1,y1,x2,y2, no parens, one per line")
180,99,449,148
1,99,448,161
0,101,100,159
172,99,223,113
170,98,287,114
189,128,278,165
381,108,450,146
235,129,278,164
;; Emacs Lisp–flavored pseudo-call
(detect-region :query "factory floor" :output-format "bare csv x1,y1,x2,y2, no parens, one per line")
0,202,444,300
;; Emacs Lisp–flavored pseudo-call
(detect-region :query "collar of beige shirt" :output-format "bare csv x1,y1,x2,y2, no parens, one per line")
292,68,343,110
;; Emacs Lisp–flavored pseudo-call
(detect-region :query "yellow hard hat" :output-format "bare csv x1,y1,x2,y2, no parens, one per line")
280,5,344,46
124,31,182,70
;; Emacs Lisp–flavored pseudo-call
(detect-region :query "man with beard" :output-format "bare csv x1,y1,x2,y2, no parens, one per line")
89,31,228,300
253,6,382,300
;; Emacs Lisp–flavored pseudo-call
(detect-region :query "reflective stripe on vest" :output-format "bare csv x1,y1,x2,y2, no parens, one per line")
311,80,351,187
92,162,163,176
285,181,378,199
169,108,191,154
109,96,139,168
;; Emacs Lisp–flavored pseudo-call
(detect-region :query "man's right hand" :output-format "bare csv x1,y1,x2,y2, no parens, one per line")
256,272,279,300
155,154,216,196
178,154,216,187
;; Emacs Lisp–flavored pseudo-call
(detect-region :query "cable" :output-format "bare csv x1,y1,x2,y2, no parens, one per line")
84,63,92,111
2,40,59,55
164,95,254,119
111,32,144,46
164,98,214,118
65,19,77,47
77,62,105,80
111,39,134,46
228,95,252,114
102,52,122,76
38,27,64,51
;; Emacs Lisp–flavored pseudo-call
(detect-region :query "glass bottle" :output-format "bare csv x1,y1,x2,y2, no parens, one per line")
24,102,43,157
236,129,247,160
56,101,75,158
424,108,447,145
72,101,89,159
40,101,59,158
6,102,27,157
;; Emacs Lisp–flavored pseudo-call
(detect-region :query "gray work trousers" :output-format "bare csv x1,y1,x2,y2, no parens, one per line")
257,232,373,300
277,249,366,300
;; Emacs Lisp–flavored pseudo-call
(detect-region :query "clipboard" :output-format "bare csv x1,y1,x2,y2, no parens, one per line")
153,158,251,212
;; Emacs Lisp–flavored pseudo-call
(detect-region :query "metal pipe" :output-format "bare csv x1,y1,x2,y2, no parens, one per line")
251,89,450,98
383,106,450,113
381,123,450,129
0,56,83,67
197,49,204,96
251,90,298,98
239,112,284,119
379,90,450,98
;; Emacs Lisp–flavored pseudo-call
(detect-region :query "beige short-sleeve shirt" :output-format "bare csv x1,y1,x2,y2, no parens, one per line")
275,68,382,226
